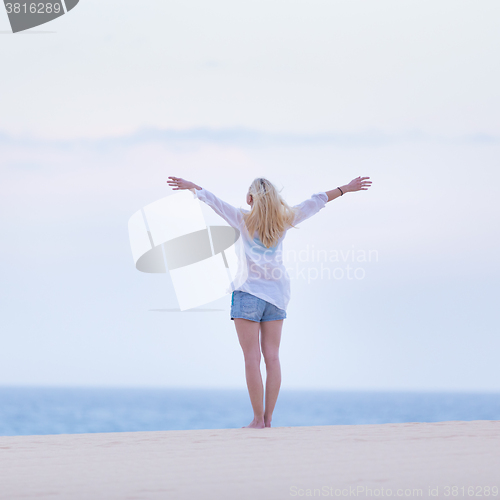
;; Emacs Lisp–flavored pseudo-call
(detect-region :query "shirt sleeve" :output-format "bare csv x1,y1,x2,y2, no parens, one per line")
194,187,245,229
292,192,328,225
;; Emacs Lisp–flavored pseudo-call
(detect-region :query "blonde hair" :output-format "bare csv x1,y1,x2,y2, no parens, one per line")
241,178,298,248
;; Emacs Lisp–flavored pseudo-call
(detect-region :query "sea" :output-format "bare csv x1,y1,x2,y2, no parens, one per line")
0,387,499,436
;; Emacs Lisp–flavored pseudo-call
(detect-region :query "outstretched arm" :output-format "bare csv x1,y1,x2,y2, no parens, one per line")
326,176,372,202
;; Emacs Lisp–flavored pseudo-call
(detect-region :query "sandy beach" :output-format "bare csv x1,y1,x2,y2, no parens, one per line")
0,420,498,499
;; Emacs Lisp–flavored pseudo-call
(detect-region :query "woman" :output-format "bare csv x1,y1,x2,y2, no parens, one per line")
167,175,372,428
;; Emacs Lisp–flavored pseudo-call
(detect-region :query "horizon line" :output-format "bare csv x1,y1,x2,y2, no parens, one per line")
0,385,498,394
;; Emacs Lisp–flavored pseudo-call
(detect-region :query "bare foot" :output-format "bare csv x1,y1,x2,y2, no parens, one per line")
265,420,272,428
242,417,265,429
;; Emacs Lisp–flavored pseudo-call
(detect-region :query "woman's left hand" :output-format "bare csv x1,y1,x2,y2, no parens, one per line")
346,176,372,193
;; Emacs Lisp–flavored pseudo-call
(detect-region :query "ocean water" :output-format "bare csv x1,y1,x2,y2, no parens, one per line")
0,387,499,436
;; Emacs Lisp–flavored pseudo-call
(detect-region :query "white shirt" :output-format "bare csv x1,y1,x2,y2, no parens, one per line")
195,187,329,311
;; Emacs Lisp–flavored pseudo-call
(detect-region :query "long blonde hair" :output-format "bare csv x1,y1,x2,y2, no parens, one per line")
241,178,298,248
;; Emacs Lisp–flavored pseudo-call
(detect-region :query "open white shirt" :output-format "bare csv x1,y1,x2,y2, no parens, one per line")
195,187,329,311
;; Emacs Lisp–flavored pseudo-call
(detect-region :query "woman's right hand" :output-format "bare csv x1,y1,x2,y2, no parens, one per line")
346,176,372,193
167,177,199,191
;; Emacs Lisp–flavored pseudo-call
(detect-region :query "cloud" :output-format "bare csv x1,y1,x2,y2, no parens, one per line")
1,127,499,151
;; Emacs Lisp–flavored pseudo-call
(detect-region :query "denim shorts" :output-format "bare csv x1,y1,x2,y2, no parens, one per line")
231,290,287,323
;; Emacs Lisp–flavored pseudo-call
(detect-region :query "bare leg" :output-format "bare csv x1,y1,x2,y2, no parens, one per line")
260,319,283,427
234,318,265,428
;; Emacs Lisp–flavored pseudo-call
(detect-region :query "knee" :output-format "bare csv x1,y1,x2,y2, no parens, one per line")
244,354,261,367
263,352,280,366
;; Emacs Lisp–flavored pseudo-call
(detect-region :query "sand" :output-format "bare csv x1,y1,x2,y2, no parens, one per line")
0,420,499,499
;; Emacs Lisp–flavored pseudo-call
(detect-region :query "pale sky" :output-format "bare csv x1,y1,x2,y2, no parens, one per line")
1,0,499,138
0,1,499,391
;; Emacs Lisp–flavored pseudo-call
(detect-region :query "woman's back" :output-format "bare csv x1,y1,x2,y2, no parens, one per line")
194,185,328,311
